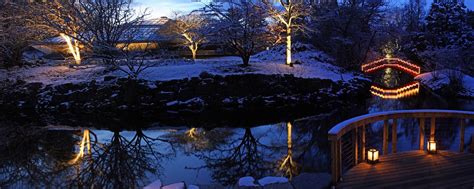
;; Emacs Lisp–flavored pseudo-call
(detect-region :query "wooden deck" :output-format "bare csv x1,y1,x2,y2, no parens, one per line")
338,151,474,189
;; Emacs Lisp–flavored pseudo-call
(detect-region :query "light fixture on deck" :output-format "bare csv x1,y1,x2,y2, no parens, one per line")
367,148,379,164
427,140,437,154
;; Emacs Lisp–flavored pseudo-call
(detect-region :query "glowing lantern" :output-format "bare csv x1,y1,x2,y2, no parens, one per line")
427,140,437,154
367,148,379,164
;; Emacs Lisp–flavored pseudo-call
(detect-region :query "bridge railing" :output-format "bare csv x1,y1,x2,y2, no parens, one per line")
328,109,474,185
361,57,421,76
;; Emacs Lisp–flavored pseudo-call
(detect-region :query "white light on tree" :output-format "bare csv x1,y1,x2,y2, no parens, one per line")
170,13,207,61
264,0,308,66
60,33,81,65
367,148,379,164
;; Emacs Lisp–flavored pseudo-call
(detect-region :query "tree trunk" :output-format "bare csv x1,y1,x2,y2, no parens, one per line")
189,44,198,61
242,55,250,67
286,27,292,65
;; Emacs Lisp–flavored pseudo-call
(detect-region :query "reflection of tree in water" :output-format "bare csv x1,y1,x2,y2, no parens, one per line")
0,126,76,188
277,122,299,179
165,128,233,154
69,128,175,188
194,128,269,186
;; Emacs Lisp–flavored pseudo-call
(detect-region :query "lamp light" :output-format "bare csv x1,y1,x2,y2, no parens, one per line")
427,140,437,154
367,148,379,164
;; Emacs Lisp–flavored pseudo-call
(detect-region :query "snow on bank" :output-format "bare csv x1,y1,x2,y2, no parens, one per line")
1,45,363,85
0,65,106,85
415,69,474,97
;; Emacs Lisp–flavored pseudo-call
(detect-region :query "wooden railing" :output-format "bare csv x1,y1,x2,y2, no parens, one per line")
328,109,474,185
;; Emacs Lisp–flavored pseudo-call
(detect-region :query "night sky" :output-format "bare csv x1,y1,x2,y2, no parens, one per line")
135,0,474,18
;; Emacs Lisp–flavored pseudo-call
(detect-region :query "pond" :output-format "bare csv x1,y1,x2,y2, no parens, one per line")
0,68,473,188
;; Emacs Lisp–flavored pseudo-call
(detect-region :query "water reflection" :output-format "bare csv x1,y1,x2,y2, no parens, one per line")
0,127,175,188
0,93,473,187
370,81,420,99
278,122,299,179
71,129,175,188
370,67,420,99
192,127,268,186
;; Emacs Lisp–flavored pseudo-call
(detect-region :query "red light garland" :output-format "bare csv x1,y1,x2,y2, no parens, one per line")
362,58,421,76
370,81,420,99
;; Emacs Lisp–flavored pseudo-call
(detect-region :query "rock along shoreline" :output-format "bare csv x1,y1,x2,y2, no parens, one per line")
0,73,371,128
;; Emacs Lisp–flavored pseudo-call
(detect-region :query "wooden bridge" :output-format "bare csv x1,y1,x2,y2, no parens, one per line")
328,110,474,188
361,57,421,76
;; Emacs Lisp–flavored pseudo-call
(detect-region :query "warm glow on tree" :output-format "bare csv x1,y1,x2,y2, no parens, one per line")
186,128,199,139
60,34,81,65
264,0,309,66
168,13,207,61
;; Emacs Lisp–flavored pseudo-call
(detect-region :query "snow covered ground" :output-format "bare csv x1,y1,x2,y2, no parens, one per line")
0,45,364,86
416,69,474,97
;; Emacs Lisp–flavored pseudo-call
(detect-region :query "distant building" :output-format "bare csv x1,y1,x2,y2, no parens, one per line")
33,16,227,59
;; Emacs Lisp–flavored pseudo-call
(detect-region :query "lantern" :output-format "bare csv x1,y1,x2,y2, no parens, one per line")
427,140,437,154
367,148,379,164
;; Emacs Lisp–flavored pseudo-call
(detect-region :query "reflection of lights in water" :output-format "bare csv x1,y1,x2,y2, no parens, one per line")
361,57,421,76
370,82,420,99
383,67,398,87
70,129,91,164
279,122,298,179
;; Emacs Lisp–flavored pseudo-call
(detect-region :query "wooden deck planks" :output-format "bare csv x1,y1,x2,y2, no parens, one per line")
338,151,474,189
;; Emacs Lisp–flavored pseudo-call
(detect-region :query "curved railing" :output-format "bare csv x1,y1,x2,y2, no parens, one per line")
328,109,474,185
361,57,421,76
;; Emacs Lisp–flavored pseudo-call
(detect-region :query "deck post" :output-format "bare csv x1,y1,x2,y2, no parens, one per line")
392,119,398,153
331,138,342,185
430,117,436,141
460,119,466,152
331,138,338,185
338,139,342,181
353,128,358,164
362,125,366,161
471,133,474,153
383,120,389,155
419,118,425,150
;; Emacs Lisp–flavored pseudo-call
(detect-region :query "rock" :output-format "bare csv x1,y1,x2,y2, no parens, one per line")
238,176,259,187
262,183,293,189
199,71,213,79
162,182,186,189
196,184,225,189
143,179,162,189
290,173,331,189
104,76,117,81
258,177,289,186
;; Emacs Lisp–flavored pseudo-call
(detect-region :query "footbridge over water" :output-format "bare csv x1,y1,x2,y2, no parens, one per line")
361,57,421,76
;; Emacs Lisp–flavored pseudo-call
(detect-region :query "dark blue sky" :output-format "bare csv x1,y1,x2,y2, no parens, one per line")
135,0,474,18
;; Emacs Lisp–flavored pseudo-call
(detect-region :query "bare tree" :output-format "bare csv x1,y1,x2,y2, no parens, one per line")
166,12,208,61
42,0,151,78
0,2,53,67
204,1,270,66
263,0,310,66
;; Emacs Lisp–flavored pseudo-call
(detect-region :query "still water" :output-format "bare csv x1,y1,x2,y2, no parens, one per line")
1,68,473,188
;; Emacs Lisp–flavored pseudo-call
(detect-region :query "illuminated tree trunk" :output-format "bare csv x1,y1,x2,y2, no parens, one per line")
60,33,81,65
286,27,292,65
189,43,198,61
